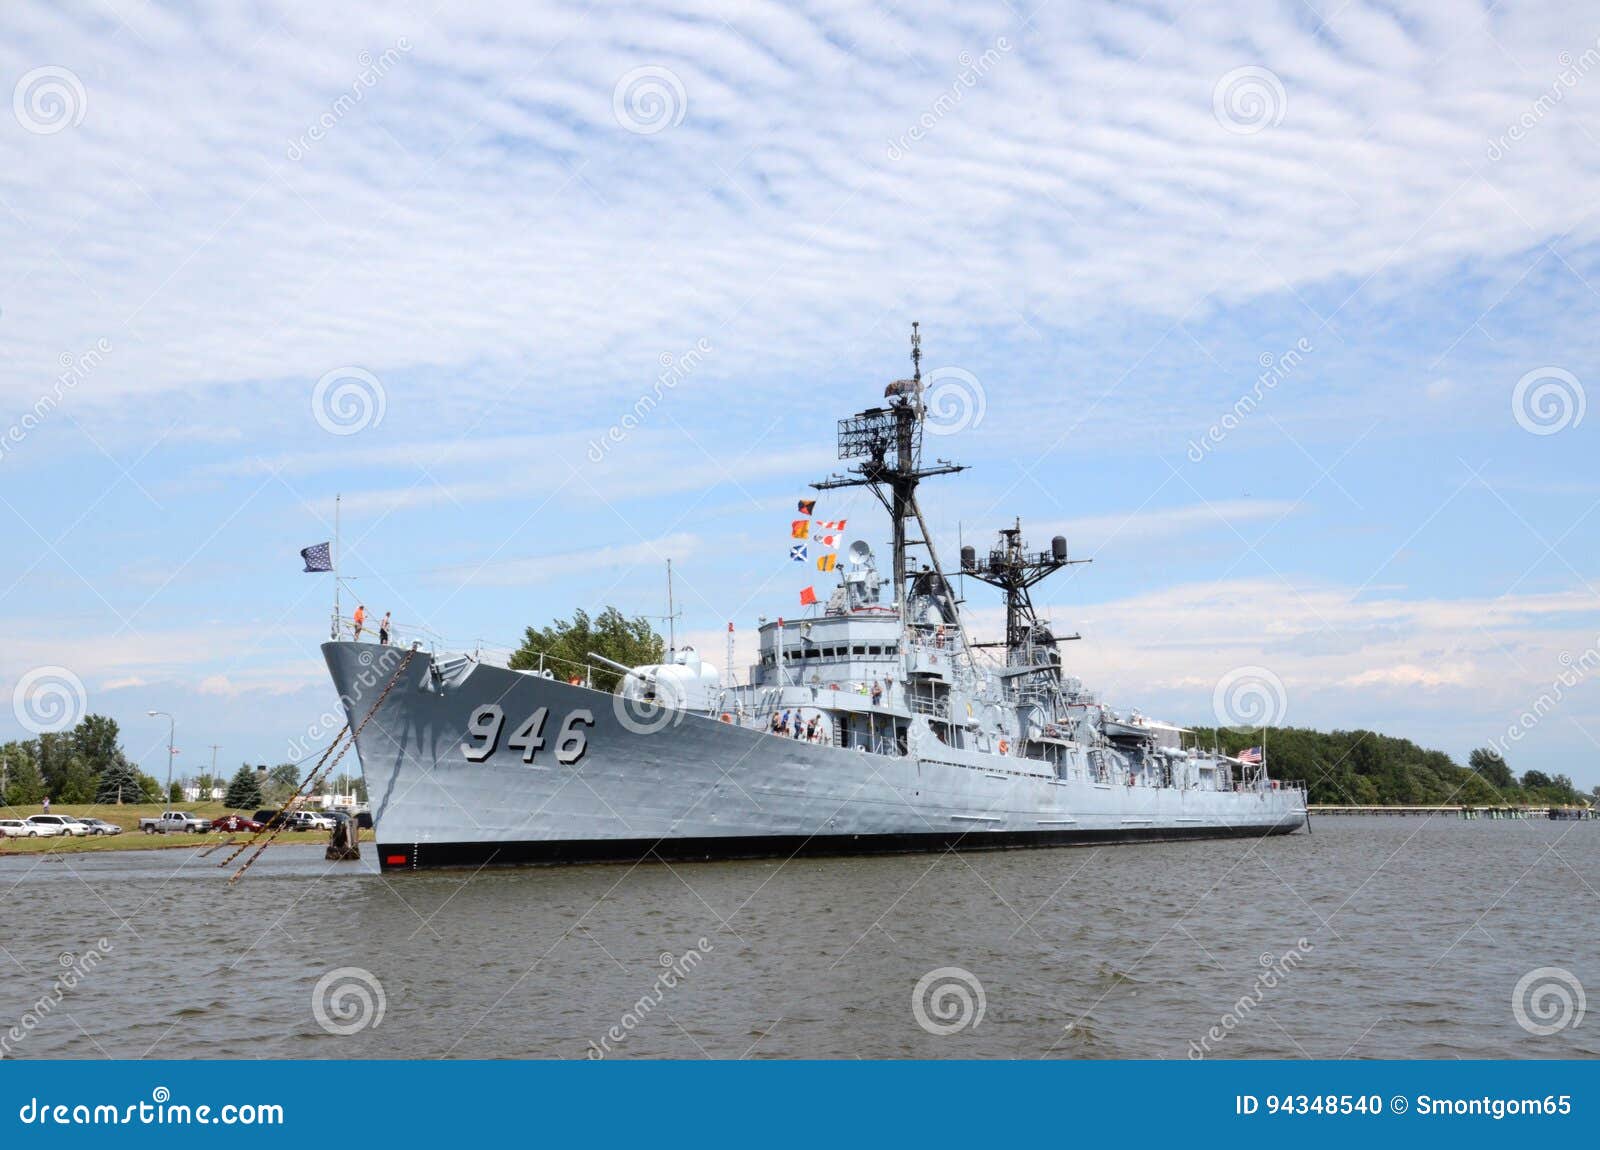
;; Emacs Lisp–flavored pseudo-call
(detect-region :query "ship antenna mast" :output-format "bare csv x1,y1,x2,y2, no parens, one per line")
811,323,965,630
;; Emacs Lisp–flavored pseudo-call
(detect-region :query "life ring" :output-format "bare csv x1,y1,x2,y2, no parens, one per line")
719,713,733,724
567,676,583,686
998,739,1009,755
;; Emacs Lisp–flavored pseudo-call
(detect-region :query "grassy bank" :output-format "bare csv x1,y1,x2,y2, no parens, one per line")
0,802,369,855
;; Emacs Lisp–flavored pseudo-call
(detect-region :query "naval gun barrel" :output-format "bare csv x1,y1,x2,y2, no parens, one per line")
587,651,656,683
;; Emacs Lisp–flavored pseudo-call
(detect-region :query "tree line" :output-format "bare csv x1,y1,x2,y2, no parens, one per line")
1189,726,1596,808
0,716,365,809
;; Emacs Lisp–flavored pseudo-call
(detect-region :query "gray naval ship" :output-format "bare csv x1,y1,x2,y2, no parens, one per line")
325,326,1308,870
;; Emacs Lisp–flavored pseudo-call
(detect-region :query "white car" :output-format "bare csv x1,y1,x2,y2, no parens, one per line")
27,815,90,837
290,811,337,831
76,817,123,836
2,818,58,838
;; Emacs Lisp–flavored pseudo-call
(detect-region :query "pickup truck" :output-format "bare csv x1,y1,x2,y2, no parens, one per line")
137,811,214,834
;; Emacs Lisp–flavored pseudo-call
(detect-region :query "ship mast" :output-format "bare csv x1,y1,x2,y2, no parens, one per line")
811,323,965,622
961,519,1090,666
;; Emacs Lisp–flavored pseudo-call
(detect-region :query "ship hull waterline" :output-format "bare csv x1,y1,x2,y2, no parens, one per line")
324,642,1309,873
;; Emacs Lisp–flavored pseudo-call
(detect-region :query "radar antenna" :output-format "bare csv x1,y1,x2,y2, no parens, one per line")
811,323,965,620
961,519,1091,666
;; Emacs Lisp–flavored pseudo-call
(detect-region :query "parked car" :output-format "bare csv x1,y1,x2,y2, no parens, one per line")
27,815,90,837
355,810,373,830
75,817,123,836
136,811,213,834
253,809,291,829
211,814,264,833
0,818,51,838
288,810,337,831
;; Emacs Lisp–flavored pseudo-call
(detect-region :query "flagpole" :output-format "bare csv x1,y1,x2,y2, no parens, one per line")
666,559,676,661
332,492,341,640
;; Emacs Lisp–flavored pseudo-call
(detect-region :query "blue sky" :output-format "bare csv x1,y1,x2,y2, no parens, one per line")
2,0,1598,787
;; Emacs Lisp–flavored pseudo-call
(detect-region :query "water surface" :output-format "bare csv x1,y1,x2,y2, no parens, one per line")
1,816,1594,1059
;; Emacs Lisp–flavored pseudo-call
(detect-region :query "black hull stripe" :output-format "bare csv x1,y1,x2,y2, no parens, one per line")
378,821,1304,870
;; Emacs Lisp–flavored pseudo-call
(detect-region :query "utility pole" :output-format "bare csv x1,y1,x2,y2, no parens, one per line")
148,710,176,801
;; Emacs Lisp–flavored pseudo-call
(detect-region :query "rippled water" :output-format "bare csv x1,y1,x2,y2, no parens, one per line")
1,816,1595,1059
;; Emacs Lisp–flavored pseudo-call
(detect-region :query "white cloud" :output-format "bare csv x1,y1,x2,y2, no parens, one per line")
3,0,1596,423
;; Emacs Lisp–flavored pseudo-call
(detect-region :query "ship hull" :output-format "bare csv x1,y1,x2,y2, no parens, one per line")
325,642,1308,872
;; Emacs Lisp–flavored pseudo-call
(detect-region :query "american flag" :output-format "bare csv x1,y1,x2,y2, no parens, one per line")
300,541,332,572
1238,746,1263,765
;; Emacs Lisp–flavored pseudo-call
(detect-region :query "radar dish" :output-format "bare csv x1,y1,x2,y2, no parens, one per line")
846,540,874,567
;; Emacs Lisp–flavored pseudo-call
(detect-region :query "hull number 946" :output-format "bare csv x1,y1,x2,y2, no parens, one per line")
461,705,594,765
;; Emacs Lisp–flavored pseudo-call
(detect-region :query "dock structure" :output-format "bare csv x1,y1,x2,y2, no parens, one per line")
1309,805,1595,820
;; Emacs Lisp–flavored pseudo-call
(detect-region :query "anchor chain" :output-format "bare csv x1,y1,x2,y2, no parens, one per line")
229,648,416,883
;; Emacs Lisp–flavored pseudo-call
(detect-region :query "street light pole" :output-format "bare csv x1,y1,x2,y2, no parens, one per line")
148,710,175,801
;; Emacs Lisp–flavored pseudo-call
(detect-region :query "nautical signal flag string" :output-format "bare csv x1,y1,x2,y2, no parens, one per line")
789,497,840,610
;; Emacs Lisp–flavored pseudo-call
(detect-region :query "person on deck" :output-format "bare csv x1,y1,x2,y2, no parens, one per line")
378,611,391,645
353,604,367,641
870,680,883,706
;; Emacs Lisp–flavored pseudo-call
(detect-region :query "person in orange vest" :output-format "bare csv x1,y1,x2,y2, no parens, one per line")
353,604,366,641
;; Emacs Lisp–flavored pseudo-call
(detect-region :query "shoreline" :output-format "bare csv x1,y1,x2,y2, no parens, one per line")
0,828,371,856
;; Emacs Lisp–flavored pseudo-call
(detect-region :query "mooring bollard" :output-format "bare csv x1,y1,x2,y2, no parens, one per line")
326,818,361,861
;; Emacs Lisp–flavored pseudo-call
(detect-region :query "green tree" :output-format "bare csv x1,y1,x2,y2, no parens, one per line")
136,772,163,802
95,758,146,804
71,715,123,773
1521,769,1554,791
330,773,368,803
509,606,663,691
1468,747,1514,790
264,763,303,804
56,756,96,803
34,732,72,800
1,743,46,806
223,765,264,810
